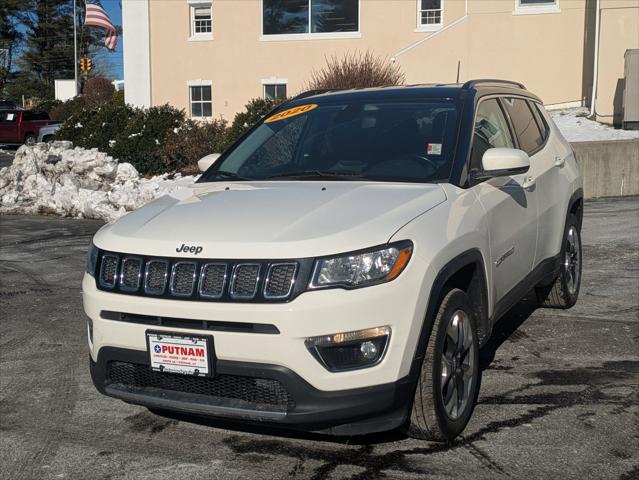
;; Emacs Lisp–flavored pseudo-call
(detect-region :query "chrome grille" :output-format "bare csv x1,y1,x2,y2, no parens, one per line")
120,257,142,291
264,264,297,299
199,263,227,299
144,260,168,295
99,254,118,288
230,264,261,299
170,262,197,296
96,252,300,302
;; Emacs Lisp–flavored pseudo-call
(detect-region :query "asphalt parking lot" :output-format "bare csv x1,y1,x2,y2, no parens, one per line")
0,197,637,480
0,147,16,168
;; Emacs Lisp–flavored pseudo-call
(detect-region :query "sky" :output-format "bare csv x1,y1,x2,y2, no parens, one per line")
98,0,124,80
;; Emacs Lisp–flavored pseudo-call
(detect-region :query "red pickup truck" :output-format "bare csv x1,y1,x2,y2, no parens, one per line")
0,110,60,146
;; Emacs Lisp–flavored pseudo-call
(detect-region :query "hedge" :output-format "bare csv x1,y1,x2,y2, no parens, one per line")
160,119,228,175
53,97,285,176
54,103,185,175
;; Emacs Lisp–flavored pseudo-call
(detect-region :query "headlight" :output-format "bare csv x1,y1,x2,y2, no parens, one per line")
86,241,98,276
309,241,413,289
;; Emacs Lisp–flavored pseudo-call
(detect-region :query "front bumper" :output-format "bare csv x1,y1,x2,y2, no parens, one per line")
83,251,435,433
90,346,415,435
83,251,433,392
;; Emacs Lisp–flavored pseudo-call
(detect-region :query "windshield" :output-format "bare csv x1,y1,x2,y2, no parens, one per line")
199,99,460,183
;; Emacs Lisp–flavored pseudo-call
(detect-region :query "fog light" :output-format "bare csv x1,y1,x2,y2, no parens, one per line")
360,341,378,360
305,326,390,372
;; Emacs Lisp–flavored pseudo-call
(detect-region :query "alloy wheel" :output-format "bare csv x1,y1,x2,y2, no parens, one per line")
564,225,581,295
440,309,475,420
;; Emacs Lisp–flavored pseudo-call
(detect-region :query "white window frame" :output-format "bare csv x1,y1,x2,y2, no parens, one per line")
187,80,213,120
188,0,213,41
415,0,444,32
261,78,288,100
513,0,560,16
259,0,361,42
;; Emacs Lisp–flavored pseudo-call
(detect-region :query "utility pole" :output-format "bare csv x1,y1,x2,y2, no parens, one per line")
74,0,79,96
590,0,601,118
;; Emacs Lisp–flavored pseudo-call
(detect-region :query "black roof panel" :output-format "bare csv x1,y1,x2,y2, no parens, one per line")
286,80,536,107
287,85,466,105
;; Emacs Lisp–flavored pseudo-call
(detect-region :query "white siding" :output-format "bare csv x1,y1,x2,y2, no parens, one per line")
122,0,151,108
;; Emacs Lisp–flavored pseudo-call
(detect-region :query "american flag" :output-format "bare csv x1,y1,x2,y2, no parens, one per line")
84,1,118,51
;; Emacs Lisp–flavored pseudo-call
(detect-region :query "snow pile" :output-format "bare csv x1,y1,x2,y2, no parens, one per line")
551,108,639,143
0,142,196,222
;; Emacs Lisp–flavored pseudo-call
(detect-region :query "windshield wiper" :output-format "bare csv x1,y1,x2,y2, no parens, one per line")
206,170,253,181
265,170,375,181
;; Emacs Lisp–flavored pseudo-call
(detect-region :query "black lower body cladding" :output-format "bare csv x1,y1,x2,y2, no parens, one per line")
90,347,415,435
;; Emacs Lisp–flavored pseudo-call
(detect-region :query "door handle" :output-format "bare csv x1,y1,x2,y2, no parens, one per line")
522,176,536,190
554,156,565,167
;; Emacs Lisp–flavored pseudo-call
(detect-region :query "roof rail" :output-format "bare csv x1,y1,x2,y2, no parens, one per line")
462,79,526,90
292,88,346,101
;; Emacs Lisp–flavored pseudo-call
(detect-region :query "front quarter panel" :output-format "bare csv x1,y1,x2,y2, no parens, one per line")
389,184,492,373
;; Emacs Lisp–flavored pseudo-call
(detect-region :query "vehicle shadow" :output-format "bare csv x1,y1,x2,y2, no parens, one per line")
501,180,530,208
478,293,539,372
151,295,541,446
149,407,407,446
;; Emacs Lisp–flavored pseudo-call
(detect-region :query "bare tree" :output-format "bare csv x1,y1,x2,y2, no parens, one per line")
306,51,405,91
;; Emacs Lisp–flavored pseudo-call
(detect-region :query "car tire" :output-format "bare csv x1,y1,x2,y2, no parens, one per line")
24,133,36,146
536,214,582,309
406,288,480,442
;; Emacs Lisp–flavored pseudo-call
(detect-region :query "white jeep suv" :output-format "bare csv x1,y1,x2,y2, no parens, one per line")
84,80,583,441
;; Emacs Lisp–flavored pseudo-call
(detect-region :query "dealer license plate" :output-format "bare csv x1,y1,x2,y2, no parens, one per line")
146,331,213,376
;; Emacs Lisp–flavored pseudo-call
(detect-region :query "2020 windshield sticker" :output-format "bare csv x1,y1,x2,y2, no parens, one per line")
265,104,318,123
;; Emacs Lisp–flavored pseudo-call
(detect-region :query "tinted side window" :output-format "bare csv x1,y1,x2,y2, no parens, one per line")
530,102,550,141
32,111,50,120
23,111,48,121
502,97,544,154
471,99,514,170
1,111,18,123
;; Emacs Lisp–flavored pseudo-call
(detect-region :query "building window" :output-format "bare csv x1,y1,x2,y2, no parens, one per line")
190,3,212,38
190,85,212,118
418,0,443,28
513,0,560,15
264,83,287,101
262,0,359,38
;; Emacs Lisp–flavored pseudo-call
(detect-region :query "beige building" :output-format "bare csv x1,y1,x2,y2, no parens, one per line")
122,0,638,125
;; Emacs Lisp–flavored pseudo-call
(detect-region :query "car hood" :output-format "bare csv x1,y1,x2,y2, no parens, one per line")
94,181,447,259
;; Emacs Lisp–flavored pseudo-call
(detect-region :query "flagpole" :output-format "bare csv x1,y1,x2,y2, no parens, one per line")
73,0,78,96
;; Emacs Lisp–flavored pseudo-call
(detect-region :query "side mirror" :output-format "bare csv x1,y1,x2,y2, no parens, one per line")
198,153,221,172
479,148,530,179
